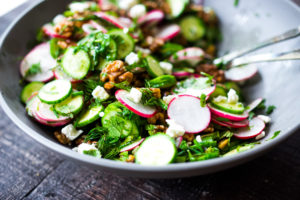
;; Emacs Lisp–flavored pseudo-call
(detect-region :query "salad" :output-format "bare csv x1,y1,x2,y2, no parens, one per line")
20,0,276,166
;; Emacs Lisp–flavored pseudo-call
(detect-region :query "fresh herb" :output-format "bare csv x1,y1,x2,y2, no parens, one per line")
200,94,207,107
256,99,266,110
248,111,255,120
221,130,233,139
114,81,131,91
84,126,108,142
234,0,240,7
24,63,41,78
146,75,177,89
146,124,156,136
267,130,281,141
200,72,214,83
140,88,168,110
51,105,59,118
72,91,84,97
266,105,276,115
50,38,62,59
216,117,230,122
160,43,183,58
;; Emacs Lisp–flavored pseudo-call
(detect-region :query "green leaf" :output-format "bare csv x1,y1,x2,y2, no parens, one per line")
24,62,41,78
266,105,276,115
267,130,281,141
200,93,207,107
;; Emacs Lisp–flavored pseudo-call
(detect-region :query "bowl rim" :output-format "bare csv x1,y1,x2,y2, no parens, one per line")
0,0,299,177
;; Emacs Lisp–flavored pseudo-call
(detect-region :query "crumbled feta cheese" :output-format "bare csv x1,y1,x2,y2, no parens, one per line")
135,46,151,55
159,62,173,74
129,4,146,18
92,86,109,101
123,27,129,34
227,89,239,104
196,135,202,143
77,143,97,154
53,14,66,24
125,52,139,65
186,48,203,57
255,131,266,140
69,2,90,12
166,119,185,138
214,95,227,103
128,88,142,103
257,115,271,123
118,0,138,10
163,95,177,104
61,124,83,141
99,111,105,117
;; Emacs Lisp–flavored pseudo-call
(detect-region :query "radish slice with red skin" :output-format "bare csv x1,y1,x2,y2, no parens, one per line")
168,95,211,133
94,12,129,29
234,117,265,139
35,99,70,122
120,138,145,152
156,24,180,41
246,97,264,112
89,20,108,33
115,90,157,118
208,103,248,121
53,68,82,84
172,71,193,77
42,23,67,39
175,136,183,148
20,43,55,82
225,65,258,82
169,47,205,65
211,117,231,127
98,0,114,11
138,10,164,26
212,115,249,128
33,111,70,127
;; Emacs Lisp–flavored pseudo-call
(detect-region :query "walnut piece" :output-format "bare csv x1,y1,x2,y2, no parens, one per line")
54,131,71,145
196,64,225,83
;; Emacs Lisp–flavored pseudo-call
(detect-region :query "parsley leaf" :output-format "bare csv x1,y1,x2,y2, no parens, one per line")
266,105,276,115
200,94,207,107
140,88,168,110
24,62,41,78
84,126,108,142
267,130,281,141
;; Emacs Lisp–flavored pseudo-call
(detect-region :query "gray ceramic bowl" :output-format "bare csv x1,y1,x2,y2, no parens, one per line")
0,0,299,178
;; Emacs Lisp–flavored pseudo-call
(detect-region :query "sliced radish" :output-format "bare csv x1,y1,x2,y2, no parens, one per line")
20,43,55,82
211,117,231,127
175,136,183,148
35,99,70,122
168,95,211,133
234,117,265,139
208,103,248,121
53,68,82,84
172,71,193,77
138,10,164,26
246,97,264,112
115,90,157,118
94,12,129,29
225,65,258,82
212,115,249,128
156,24,180,41
42,23,67,39
82,21,108,34
98,0,114,11
33,111,70,127
169,47,205,65
120,138,145,152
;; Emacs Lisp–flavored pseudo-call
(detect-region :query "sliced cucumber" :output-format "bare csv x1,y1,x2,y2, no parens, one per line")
145,56,164,78
167,0,188,18
135,134,177,166
211,99,245,115
97,57,112,71
108,29,135,59
21,82,44,103
61,47,90,80
54,95,84,116
209,85,227,99
76,104,104,128
179,16,206,42
38,80,72,104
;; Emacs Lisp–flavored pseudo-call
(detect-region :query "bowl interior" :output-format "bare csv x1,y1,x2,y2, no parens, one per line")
0,0,299,178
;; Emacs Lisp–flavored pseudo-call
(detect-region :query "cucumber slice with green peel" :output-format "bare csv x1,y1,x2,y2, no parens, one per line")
76,104,104,128
21,82,44,103
145,56,164,77
97,58,112,71
108,29,135,59
211,99,245,114
38,80,72,104
135,134,177,166
209,85,227,99
167,0,188,18
61,47,90,80
179,16,205,42
54,95,84,116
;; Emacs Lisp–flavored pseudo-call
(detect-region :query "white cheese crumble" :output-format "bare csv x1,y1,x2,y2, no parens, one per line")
69,2,90,12
163,95,177,104
135,46,151,55
123,27,129,34
125,52,139,65
255,131,266,140
129,4,146,18
166,119,185,138
53,14,66,24
61,124,83,141
92,86,109,101
186,48,203,57
196,135,202,143
159,62,173,75
257,115,271,124
76,143,98,154
213,95,227,103
99,111,105,117
118,0,138,10
128,88,142,103
227,89,239,104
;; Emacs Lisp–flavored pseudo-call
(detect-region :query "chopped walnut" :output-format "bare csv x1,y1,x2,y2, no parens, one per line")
152,125,167,133
196,64,225,83
54,131,71,145
189,4,218,24
143,0,171,14
149,88,161,99
75,135,86,146
202,124,215,133
57,40,77,49
144,36,165,52
126,155,135,163
100,60,134,90
147,112,165,124
183,134,195,142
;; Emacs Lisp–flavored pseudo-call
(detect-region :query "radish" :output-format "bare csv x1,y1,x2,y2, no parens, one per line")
175,136,183,148
212,115,249,128
234,117,265,139
98,0,114,11
168,95,211,133
35,99,70,122
156,24,180,41
172,71,193,77
53,68,82,84
94,12,129,29
20,43,55,82
120,138,145,152
115,90,157,118
42,23,67,39
169,47,205,65
208,103,248,121
82,21,108,34
246,97,264,112
225,65,258,82
33,111,70,127
211,117,231,127
138,10,164,26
